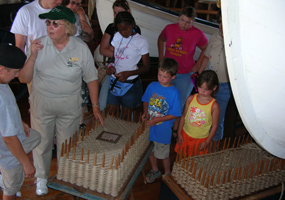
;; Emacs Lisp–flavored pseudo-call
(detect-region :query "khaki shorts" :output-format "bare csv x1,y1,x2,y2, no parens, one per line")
152,141,170,159
0,165,24,196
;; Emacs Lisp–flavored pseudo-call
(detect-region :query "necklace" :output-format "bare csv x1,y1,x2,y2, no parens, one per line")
114,35,133,67
110,35,134,91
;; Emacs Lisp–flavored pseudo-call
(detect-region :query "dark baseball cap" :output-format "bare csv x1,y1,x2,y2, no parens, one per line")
0,44,27,69
39,6,76,24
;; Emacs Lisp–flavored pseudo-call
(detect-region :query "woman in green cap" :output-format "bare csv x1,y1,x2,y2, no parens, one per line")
18,6,104,196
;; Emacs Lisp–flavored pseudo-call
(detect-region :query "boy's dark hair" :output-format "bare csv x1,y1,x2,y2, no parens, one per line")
158,58,178,76
114,11,136,28
113,0,130,11
179,6,196,19
197,70,219,97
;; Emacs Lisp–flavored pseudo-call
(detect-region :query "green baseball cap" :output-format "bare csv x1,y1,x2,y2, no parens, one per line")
39,6,76,24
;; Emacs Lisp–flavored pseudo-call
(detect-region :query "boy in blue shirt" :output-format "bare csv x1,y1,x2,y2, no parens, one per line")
0,44,41,200
142,58,181,183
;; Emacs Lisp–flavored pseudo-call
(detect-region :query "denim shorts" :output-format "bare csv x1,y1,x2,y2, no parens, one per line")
107,77,143,109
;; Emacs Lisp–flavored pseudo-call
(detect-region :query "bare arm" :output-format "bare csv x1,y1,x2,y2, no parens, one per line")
200,101,220,150
177,95,193,146
99,33,114,58
199,55,209,74
15,34,27,52
3,136,35,178
146,114,178,127
115,53,150,82
86,80,104,126
18,39,43,83
22,121,30,137
142,101,148,122
157,34,166,62
192,43,208,73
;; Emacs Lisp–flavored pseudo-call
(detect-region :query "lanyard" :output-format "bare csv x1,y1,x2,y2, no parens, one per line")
110,35,134,91
114,35,133,67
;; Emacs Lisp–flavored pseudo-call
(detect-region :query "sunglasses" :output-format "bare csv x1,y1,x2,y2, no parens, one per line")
70,1,81,6
45,20,64,28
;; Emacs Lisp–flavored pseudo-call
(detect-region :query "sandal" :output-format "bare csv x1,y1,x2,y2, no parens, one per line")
146,169,162,183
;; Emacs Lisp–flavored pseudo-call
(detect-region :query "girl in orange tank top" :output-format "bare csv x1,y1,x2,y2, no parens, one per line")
175,70,220,156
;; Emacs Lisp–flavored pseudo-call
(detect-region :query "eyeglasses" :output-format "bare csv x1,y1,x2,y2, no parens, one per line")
45,20,64,28
70,1,81,6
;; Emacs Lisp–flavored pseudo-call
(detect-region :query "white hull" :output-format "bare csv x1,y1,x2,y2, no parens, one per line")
222,0,285,158
95,0,217,59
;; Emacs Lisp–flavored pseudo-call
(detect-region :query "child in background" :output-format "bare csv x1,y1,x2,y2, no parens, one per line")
142,58,181,183
0,44,41,200
107,11,149,121
175,70,220,156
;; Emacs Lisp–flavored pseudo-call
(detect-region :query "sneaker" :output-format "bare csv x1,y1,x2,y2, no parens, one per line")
0,173,21,197
35,178,48,196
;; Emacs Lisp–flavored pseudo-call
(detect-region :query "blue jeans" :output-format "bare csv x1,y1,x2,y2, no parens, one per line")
172,72,194,110
212,82,232,141
98,75,110,111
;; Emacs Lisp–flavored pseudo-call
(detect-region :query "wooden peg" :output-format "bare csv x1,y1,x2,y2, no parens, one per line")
222,137,227,151
249,163,255,179
205,175,210,188
241,135,245,146
245,134,250,144
237,136,241,147
110,156,114,170
192,162,197,178
244,164,249,179
69,137,72,152
234,167,239,181
210,172,215,186
198,167,203,181
64,139,67,154
61,143,64,157
232,137,237,149
216,139,220,151
93,152,97,166
226,137,231,149
201,171,206,185
217,171,222,186
264,159,270,174
66,144,69,159
80,148,84,163
73,147,76,160
115,157,118,170
102,153,105,168
75,131,78,147
227,168,232,183
192,144,196,157
259,159,265,175
87,150,90,164
223,170,227,184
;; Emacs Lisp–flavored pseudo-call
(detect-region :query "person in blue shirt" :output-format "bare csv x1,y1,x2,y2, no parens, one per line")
0,44,40,200
142,58,181,183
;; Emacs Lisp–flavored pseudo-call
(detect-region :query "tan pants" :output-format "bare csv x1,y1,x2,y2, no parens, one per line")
0,129,40,196
30,91,81,179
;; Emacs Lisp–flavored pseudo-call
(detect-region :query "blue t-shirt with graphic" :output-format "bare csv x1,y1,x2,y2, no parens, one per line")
142,82,181,144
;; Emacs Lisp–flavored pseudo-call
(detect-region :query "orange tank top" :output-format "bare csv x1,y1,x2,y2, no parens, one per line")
183,93,216,138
